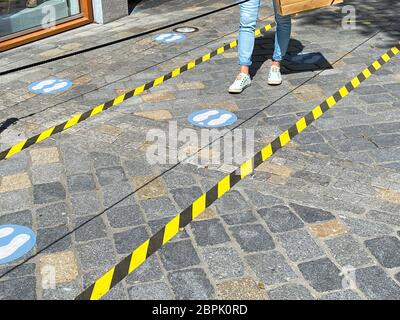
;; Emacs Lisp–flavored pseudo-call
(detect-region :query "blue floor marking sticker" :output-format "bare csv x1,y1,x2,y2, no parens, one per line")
188,109,238,128
28,78,73,94
0,224,36,264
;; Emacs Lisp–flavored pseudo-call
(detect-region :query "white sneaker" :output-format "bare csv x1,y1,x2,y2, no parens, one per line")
229,73,251,93
268,65,282,85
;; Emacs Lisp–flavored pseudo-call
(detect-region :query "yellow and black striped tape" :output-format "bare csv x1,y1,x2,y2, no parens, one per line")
75,44,400,300
0,22,276,162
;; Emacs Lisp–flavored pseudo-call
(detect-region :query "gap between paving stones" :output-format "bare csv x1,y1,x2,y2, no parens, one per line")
0,22,387,281
75,43,400,300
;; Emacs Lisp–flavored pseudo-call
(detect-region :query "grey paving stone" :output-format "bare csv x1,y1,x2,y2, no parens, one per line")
70,191,101,215
371,134,400,148
164,170,198,188
246,251,297,286
359,93,397,104
292,170,331,186
383,83,400,92
221,210,257,225
242,190,284,209
366,210,400,227
74,215,107,242
294,131,325,145
191,219,230,246
63,151,91,175
289,203,335,223
0,152,28,175
319,129,347,141
170,186,203,209
340,125,378,138
277,229,323,262
202,246,244,280
0,189,32,213
42,281,81,300
395,272,400,284
370,148,400,163
168,268,214,299
298,258,343,292
102,282,128,300
140,196,177,219
0,276,36,300
325,235,373,268
36,225,71,253
356,266,400,300
0,209,32,228
330,138,376,153
356,84,388,95
128,281,173,300
159,239,200,271
31,163,64,184
36,202,68,228
96,166,127,186
124,158,154,176
126,255,164,284
106,204,145,228
113,226,149,254
365,236,400,268
67,174,96,193
33,182,66,204
296,142,338,156
0,263,35,280
101,181,137,208
77,239,116,271
215,190,247,214
372,122,400,134
90,152,121,168
251,170,273,181
258,205,304,233
230,224,275,253
341,216,394,238
383,162,400,170
321,290,362,300
267,283,314,300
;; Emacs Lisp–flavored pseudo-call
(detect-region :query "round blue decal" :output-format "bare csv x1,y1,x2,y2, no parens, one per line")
188,109,238,128
152,32,187,44
28,78,73,94
0,224,36,264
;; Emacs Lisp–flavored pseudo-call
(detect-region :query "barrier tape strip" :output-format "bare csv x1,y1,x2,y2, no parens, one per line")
75,44,400,300
0,22,276,162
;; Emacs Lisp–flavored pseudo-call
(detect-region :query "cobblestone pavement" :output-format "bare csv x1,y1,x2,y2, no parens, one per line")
0,0,400,300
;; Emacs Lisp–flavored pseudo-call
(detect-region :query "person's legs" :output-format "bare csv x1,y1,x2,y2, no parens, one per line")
229,0,260,93
268,0,292,85
238,0,260,73
272,0,292,64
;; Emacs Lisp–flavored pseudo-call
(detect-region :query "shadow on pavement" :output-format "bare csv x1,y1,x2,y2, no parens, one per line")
294,0,400,48
250,36,333,77
0,118,18,134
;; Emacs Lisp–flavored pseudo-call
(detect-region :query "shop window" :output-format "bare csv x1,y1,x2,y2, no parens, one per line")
0,0,93,52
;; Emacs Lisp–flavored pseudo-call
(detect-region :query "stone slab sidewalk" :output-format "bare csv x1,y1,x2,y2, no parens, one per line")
0,0,399,300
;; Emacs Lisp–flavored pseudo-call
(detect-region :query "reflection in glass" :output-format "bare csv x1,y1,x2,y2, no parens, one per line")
0,0,82,38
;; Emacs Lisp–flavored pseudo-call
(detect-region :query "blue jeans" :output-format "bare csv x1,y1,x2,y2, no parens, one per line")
238,0,292,66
